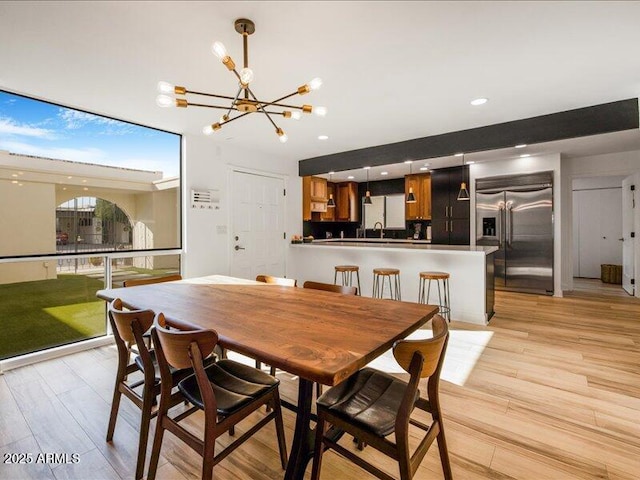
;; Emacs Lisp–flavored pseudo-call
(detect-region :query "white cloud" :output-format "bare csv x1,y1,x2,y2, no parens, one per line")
0,140,107,164
0,117,57,139
57,108,132,134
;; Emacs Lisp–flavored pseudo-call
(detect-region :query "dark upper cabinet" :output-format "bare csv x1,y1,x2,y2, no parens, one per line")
430,166,470,244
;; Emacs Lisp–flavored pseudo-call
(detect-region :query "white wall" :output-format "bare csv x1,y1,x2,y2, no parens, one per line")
470,153,562,296
182,134,301,279
561,150,640,294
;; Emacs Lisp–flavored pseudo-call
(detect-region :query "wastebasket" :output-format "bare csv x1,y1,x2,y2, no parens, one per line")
601,264,622,284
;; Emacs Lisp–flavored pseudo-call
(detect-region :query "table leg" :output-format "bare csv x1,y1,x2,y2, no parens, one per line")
284,378,315,480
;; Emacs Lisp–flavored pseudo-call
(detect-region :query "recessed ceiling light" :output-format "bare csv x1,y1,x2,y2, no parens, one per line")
520,154,531,158
63,187,67,191
83,187,89,191
11,180,18,184
380,171,388,176
67,176,72,179
18,183,23,187
363,166,371,170
454,153,464,157
328,171,335,175
318,135,329,140
82,179,87,183
11,173,18,177
18,171,23,175
404,160,413,164
419,167,429,171
515,144,527,148
347,175,354,180
466,161,475,165
470,98,488,106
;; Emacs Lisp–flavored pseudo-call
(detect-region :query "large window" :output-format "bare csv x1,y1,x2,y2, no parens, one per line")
0,89,182,361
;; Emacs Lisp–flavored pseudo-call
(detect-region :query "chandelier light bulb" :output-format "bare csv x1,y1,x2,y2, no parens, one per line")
279,134,288,143
308,77,323,91
156,95,175,108
202,125,214,135
157,81,174,94
291,111,302,120
212,41,228,60
239,67,254,85
313,106,327,117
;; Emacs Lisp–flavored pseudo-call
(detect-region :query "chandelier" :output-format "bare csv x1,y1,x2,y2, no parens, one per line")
155,18,326,143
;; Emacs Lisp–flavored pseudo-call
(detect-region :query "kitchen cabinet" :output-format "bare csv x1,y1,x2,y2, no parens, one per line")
335,182,359,222
320,182,336,221
302,176,328,221
431,166,470,245
405,173,431,220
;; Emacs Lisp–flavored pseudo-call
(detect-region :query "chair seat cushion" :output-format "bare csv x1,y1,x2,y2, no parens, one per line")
317,368,417,438
134,350,215,383
178,359,279,416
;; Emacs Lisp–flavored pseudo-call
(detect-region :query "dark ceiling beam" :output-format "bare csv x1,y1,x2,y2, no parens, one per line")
298,98,639,177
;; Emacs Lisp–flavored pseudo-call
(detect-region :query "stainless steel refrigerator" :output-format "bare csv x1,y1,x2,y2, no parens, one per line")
476,171,554,295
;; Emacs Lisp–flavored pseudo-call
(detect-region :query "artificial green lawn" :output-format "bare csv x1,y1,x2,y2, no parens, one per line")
0,274,106,360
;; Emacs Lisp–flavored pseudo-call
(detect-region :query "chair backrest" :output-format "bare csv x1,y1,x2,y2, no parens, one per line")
152,313,218,370
123,274,182,288
108,298,155,345
255,274,297,287
392,315,449,379
303,280,357,295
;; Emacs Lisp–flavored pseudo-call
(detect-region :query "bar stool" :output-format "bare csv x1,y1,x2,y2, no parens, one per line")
419,271,451,322
372,268,401,300
334,265,361,295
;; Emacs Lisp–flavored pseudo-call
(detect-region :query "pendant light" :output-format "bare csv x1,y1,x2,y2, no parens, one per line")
327,171,335,207
364,167,372,205
457,154,470,201
406,160,416,203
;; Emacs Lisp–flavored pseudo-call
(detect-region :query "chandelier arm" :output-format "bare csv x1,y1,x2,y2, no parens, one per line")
186,90,237,102
220,111,252,126
270,91,300,104
226,86,244,118
187,102,239,110
246,86,279,130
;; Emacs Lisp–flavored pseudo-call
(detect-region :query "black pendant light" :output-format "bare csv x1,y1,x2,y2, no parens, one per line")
327,171,335,207
457,154,470,201
364,167,372,205
406,160,416,203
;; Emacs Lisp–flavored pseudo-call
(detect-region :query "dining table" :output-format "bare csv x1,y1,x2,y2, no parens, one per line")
97,274,438,480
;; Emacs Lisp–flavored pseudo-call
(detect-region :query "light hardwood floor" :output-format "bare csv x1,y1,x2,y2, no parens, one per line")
1,287,639,479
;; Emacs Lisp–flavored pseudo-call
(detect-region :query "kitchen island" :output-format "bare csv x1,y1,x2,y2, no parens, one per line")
289,239,497,325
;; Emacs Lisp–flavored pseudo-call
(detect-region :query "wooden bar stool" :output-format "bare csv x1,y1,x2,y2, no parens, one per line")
419,271,451,322
372,268,401,300
334,265,361,295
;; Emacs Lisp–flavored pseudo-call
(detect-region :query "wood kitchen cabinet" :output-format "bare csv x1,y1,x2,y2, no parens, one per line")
335,182,359,222
320,182,336,221
302,176,328,221
431,166,470,245
405,173,431,220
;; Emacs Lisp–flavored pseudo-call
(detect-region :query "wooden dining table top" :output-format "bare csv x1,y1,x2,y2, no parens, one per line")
97,275,438,386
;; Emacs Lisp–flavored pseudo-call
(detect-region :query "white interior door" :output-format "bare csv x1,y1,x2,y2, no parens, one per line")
622,176,635,295
573,188,622,278
230,170,286,280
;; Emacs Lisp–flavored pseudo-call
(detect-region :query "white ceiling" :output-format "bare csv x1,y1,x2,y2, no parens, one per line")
1,1,639,172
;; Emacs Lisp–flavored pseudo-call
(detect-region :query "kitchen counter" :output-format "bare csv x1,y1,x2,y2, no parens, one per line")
304,239,498,254
289,241,496,325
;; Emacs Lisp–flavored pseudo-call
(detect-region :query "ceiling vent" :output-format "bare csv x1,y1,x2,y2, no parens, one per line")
191,189,220,209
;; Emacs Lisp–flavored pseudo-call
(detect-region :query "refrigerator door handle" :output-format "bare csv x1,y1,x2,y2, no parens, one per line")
498,205,504,249
506,205,513,247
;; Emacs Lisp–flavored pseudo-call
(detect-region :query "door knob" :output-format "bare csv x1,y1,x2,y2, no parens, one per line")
234,245,245,251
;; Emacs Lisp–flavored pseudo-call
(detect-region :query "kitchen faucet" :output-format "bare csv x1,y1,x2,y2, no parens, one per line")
373,222,384,238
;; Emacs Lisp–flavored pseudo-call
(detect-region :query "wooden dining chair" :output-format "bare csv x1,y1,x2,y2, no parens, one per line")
310,314,452,480
147,314,288,480
255,274,297,286
123,273,182,287
303,280,358,295
106,298,207,480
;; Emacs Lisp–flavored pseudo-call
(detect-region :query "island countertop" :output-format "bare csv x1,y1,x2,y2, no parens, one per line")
293,239,498,255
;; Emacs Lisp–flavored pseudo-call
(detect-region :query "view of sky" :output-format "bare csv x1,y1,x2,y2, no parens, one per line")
0,90,180,178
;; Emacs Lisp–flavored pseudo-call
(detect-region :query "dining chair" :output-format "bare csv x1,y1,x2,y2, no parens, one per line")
303,280,358,295
123,274,183,349
106,298,208,480
147,314,288,480
255,274,297,286
310,314,452,480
